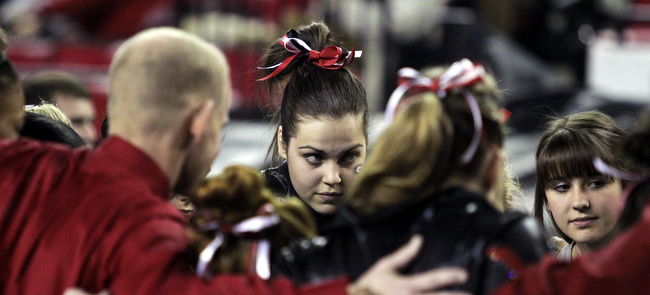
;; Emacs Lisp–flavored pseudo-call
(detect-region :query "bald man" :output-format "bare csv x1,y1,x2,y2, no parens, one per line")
0,28,468,295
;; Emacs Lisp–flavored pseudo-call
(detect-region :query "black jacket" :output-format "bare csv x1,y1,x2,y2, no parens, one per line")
272,187,550,295
262,163,353,235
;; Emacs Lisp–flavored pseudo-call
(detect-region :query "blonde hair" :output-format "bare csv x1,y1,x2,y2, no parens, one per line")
188,165,316,275
25,103,72,126
348,65,504,216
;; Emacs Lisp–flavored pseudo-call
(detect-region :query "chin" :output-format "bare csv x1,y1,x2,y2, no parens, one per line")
314,205,340,215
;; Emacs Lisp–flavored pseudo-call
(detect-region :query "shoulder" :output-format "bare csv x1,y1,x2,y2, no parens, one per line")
0,139,85,190
493,212,550,263
0,138,78,163
262,163,294,198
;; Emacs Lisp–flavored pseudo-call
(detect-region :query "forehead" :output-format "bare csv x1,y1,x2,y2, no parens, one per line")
538,141,605,182
55,94,95,113
292,114,365,148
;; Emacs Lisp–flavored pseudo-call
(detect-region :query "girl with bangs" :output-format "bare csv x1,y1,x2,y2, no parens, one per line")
533,110,635,261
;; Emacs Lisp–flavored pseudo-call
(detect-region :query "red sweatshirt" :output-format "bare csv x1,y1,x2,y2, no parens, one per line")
0,137,347,295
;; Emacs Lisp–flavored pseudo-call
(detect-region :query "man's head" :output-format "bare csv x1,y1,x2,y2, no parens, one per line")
22,71,98,147
108,27,231,195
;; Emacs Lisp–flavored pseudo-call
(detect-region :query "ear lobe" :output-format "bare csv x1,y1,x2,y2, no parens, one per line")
277,126,287,159
190,100,215,144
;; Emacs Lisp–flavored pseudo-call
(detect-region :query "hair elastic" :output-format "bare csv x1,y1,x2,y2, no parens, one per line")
257,29,362,81
384,59,487,164
195,212,280,279
593,157,644,181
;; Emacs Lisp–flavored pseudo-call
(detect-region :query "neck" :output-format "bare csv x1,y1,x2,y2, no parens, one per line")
441,174,493,201
573,242,588,258
110,130,186,189
574,236,609,259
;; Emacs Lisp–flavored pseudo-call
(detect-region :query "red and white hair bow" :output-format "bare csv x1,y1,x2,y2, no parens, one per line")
195,204,280,280
384,59,487,164
257,29,362,81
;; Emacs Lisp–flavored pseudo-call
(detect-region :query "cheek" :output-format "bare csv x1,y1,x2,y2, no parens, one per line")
544,192,564,215
286,155,320,188
340,169,356,186
598,187,625,218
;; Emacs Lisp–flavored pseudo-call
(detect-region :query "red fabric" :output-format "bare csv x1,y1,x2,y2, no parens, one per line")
492,200,650,295
0,137,348,295
39,0,173,40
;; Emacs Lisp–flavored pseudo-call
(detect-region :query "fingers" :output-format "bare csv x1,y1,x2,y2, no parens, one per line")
405,267,469,292
379,234,423,270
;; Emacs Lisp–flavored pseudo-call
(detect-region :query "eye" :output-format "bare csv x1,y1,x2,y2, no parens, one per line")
338,152,359,166
304,153,323,165
551,182,571,193
587,178,608,189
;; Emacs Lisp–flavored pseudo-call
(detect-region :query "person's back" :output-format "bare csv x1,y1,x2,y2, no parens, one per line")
275,60,549,294
0,138,188,294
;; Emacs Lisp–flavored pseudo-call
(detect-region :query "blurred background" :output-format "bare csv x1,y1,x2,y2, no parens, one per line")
3,0,650,212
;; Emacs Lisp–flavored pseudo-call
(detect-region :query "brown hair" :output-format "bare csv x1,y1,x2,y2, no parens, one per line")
621,111,650,173
348,65,504,216
188,165,316,275
533,110,633,242
259,22,368,165
22,71,91,106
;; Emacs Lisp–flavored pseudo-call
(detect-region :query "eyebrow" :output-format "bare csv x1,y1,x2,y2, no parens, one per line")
298,144,364,155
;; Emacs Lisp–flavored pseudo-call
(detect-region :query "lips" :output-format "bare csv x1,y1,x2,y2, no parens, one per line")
316,192,342,202
570,216,598,228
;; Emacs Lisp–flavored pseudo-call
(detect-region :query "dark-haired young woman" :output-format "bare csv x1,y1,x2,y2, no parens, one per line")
259,22,368,230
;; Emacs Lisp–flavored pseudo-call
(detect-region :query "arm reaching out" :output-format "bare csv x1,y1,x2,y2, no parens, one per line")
348,235,470,295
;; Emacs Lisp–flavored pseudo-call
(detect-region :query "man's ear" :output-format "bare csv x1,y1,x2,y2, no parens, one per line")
277,126,287,159
189,100,215,144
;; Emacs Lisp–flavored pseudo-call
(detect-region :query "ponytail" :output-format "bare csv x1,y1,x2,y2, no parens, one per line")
348,95,453,216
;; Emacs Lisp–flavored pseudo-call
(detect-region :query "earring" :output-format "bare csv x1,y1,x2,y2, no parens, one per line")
353,165,363,175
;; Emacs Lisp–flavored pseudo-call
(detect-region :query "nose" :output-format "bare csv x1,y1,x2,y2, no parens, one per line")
184,201,196,214
571,188,591,211
322,162,342,186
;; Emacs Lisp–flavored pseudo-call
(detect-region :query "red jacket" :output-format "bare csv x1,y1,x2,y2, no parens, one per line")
0,137,347,295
